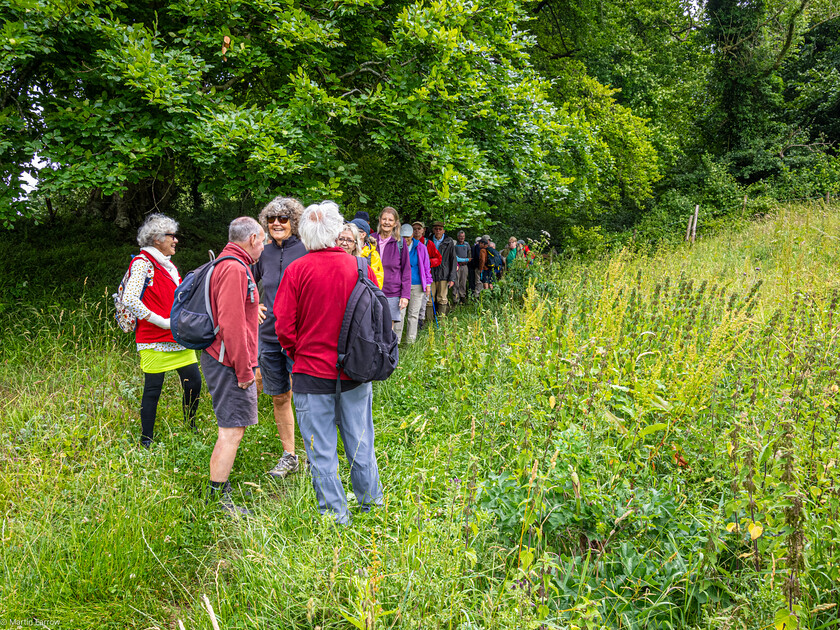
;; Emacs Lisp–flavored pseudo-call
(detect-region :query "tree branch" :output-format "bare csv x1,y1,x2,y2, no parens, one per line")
769,0,811,74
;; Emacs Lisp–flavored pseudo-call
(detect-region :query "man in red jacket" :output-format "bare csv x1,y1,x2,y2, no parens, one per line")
275,201,383,524
201,216,265,513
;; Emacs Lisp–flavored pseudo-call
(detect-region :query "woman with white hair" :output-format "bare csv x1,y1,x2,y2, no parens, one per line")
274,201,384,524
121,213,201,447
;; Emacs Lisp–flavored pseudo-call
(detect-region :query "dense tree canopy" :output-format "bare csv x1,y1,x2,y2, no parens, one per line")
2,0,654,228
1,0,837,237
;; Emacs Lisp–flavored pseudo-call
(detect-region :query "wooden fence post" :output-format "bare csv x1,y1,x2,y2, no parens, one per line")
691,204,699,243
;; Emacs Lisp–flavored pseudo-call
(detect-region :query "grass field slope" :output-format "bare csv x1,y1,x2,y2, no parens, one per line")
2,202,840,629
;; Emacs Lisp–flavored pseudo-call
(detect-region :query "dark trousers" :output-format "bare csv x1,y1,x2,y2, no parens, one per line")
140,363,202,445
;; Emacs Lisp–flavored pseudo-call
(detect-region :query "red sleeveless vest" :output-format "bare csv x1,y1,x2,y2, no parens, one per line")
134,253,180,344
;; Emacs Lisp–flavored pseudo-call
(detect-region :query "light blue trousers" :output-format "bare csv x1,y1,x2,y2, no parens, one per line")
294,382,383,524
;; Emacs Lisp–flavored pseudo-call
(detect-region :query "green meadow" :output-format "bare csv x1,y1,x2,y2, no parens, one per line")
3,202,840,629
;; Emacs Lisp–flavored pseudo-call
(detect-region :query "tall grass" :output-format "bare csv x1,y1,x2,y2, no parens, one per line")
2,201,840,628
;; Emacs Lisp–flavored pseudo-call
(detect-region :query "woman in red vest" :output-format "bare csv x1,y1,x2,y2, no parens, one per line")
122,213,202,447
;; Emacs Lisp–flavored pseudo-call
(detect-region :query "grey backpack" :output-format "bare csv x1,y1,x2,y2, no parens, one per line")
336,257,399,387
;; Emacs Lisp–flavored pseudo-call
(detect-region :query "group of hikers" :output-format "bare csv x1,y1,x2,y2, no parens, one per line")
119,198,531,523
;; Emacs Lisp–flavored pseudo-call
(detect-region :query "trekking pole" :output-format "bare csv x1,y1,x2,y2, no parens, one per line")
432,298,439,327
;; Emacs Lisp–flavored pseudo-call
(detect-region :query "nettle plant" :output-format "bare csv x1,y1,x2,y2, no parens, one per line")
469,243,840,627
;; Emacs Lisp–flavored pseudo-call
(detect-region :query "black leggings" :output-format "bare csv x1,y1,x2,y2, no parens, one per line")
140,363,202,445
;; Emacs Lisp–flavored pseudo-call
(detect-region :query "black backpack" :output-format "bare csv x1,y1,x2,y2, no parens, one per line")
170,256,256,359
336,257,399,388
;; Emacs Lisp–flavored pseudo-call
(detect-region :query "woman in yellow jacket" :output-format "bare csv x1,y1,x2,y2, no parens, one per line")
338,220,384,288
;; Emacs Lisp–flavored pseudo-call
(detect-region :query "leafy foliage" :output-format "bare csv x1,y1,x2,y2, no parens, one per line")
0,0,640,228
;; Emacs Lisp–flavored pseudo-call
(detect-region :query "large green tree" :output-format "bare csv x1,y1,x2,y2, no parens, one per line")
1,0,635,228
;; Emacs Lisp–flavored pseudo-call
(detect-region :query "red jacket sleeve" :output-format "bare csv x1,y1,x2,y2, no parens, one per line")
214,263,255,383
274,267,299,361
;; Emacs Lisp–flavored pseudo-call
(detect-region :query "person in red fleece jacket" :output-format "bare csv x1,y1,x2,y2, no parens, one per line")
201,216,265,513
274,201,383,524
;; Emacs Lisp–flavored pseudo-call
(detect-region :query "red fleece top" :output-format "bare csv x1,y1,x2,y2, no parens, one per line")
274,248,377,380
205,243,259,383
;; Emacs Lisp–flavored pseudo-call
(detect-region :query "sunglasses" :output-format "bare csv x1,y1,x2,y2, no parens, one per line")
165,233,178,239
266,215,290,225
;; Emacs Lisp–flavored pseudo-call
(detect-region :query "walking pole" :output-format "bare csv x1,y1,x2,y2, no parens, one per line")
432,298,439,327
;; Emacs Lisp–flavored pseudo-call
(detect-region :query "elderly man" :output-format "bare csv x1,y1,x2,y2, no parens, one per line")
427,220,457,319
275,201,383,524
203,216,265,513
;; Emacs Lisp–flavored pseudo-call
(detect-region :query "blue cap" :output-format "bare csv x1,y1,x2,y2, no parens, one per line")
351,218,371,235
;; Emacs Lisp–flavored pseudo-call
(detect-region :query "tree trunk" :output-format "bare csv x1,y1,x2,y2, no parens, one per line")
86,178,177,228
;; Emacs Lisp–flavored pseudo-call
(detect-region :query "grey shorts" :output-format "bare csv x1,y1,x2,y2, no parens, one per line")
200,352,258,428
386,296,403,323
258,348,293,396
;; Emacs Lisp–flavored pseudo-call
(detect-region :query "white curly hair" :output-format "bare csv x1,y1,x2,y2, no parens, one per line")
137,213,178,247
299,201,344,251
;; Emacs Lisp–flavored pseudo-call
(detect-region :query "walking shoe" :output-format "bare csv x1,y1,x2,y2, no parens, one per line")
206,481,253,516
218,496,253,516
267,452,300,479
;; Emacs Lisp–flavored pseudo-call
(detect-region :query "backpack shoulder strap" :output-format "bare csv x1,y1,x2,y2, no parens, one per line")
202,256,253,331
127,252,153,289
357,255,369,275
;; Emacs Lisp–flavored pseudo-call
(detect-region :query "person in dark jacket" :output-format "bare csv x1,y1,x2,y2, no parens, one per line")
253,196,307,479
275,201,383,524
426,220,457,320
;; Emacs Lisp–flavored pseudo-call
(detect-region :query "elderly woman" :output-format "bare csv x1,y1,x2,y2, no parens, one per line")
372,206,410,329
338,222,384,288
396,223,432,344
122,213,201,447
253,196,307,479
274,201,383,524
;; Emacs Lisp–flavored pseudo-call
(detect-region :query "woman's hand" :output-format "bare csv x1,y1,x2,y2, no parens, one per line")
258,304,267,324
399,297,409,309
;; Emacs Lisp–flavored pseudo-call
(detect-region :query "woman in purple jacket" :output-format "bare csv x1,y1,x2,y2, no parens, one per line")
372,206,411,330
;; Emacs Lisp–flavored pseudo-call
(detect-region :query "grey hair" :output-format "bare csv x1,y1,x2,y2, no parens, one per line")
229,216,262,243
377,206,401,237
341,223,364,255
299,201,344,251
258,196,304,237
457,230,465,236
137,213,178,247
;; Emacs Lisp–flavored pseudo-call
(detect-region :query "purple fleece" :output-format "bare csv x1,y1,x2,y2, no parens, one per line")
373,233,411,299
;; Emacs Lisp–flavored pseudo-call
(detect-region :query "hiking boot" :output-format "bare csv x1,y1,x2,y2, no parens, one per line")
268,452,300,479
206,481,253,516
218,495,253,516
